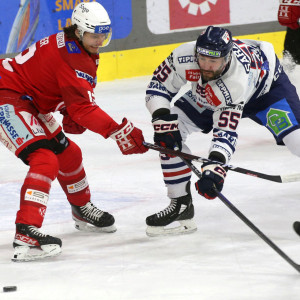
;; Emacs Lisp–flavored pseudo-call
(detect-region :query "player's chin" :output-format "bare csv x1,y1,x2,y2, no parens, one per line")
88,46,100,54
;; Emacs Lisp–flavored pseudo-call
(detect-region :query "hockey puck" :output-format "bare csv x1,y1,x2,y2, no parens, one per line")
293,221,300,236
3,286,17,292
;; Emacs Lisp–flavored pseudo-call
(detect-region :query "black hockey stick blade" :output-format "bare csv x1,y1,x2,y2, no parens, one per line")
143,142,300,183
293,221,300,237
180,157,300,273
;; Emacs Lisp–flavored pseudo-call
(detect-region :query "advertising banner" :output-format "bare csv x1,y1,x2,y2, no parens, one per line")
0,0,132,55
147,0,278,34
169,0,230,30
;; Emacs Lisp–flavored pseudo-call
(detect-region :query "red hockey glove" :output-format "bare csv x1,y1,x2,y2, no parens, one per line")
278,0,300,29
152,114,182,151
195,162,227,200
60,108,86,134
110,118,148,155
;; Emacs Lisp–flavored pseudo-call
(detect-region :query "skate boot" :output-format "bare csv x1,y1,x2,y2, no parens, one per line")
146,182,197,237
12,223,62,262
71,201,116,233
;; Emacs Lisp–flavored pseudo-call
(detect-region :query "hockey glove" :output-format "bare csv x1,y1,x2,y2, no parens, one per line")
195,162,227,200
152,114,182,151
278,1,300,29
60,108,86,134
110,118,148,155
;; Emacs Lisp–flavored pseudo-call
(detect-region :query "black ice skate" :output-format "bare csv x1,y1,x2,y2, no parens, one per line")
12,223,62,262
146,183,197,237
71,201,116,233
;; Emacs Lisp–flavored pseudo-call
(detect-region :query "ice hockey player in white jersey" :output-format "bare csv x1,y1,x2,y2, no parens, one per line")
145,26,300,237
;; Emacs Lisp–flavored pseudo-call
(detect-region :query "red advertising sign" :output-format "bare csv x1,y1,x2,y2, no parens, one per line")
169,0,230,30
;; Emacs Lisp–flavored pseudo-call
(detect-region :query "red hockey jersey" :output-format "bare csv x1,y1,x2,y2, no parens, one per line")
0,32,118,138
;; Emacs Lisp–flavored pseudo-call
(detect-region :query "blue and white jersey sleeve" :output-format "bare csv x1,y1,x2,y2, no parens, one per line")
145,42,198,115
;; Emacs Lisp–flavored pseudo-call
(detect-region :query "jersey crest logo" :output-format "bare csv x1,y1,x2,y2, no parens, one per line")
205,84,222,106
185,69,200,81
66,41,81,54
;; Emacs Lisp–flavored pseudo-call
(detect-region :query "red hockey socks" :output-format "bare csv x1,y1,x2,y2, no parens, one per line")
16,149,59,227
56,140,90,206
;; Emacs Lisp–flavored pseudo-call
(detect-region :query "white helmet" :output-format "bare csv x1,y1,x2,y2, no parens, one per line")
71,1,112,47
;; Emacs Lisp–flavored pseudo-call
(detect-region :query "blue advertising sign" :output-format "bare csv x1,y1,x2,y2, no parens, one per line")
0,0,132,54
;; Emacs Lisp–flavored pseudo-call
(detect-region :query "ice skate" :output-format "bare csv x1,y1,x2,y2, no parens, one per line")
12,223,62,262
71,201,116,233
146,183,197,237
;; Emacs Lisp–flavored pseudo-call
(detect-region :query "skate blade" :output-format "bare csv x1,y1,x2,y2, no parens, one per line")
74,220,117,233
146,219,197,237
11,244,62,262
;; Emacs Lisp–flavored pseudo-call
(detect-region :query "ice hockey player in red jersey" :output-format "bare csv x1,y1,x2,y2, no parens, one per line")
0,2,148,261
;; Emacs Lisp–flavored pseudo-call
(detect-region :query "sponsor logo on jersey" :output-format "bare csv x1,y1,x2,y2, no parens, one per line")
216,79,232,105
25,189,49,206
56,32,65,48
233,44,251,73
66,41,81,54
178,55,196,64
205,84,222,106
213,129,237,148
185,69,200,81
67,177,88,194
148,80,168,92
75,70,95,85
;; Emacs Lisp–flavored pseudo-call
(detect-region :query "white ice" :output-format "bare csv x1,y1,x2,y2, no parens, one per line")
1,66,300,300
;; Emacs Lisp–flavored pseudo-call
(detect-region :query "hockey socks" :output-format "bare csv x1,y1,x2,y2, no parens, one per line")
16,149,59,227
56,140,90,206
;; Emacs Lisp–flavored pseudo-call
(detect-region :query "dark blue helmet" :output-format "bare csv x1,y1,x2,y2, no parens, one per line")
195,26,233,59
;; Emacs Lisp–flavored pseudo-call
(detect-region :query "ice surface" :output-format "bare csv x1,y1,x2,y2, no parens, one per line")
1,66,300,299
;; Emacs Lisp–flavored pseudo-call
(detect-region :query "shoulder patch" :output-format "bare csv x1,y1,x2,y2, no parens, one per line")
66,41,81,54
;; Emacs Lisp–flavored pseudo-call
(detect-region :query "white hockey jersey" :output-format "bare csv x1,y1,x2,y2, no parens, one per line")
146,38,277,162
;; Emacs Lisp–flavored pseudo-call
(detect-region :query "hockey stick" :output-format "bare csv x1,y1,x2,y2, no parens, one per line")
179,157,300,273
143,142,300,183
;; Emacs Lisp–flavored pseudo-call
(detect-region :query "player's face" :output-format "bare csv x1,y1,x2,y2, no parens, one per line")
197,55,226,81
81,32,107,54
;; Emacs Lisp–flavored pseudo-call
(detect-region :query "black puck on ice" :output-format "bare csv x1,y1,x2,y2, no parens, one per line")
3,286,17,292
293,221,300,236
